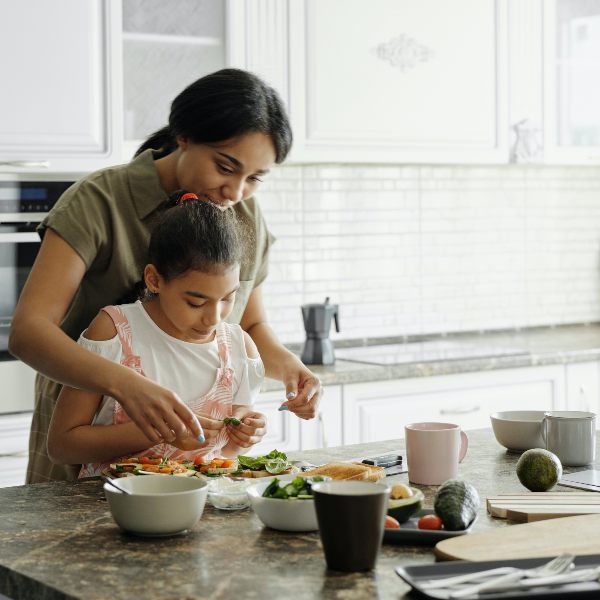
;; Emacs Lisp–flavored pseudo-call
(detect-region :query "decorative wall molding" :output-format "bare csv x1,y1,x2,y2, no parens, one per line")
375,34,434,71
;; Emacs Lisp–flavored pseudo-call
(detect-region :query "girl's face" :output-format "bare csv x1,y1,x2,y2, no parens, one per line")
144,264,240,343
174,132,277,209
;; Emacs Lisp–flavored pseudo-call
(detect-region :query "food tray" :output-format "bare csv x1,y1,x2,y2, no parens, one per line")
383,509,475,546
395,554,600,599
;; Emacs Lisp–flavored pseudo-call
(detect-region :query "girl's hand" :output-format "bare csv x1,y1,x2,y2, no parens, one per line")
277,356,322,420
226,411,267,449
114,370,203,444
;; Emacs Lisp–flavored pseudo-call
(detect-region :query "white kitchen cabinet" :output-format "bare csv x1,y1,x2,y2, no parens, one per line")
248,385,342,455
300,385,342,450
343,365,566,445
286,0,508,164
0,412,32,488
248,389,301,456
121,0,228,158
0,0,122,174
542,0,600,164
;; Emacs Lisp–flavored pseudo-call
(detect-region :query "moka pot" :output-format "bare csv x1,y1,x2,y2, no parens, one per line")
300,298,340,365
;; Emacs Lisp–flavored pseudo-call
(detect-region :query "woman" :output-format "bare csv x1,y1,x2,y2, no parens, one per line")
9,68,322,483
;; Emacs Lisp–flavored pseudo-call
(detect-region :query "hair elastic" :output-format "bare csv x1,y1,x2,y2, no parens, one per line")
178,192,199,204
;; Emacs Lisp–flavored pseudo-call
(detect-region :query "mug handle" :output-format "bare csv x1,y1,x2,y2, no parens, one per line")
459,431,468,463
542,413,549,448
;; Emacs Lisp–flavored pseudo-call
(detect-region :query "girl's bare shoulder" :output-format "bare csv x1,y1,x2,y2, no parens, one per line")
82,310,118,342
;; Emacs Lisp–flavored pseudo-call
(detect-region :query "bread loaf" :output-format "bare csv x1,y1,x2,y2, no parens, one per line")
300,461,385,482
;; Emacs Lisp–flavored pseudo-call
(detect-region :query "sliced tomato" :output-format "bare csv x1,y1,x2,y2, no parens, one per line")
418,515,443,530
211,459,224,467
194,455,205,466
221,459,234,468
142,464,160,472
384,515,401,529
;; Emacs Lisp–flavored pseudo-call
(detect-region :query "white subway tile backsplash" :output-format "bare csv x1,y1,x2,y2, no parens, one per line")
258,164,600,344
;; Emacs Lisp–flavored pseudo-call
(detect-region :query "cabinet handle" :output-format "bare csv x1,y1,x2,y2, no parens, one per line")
0,160,51,169
318,412,328,448
439,406,480,415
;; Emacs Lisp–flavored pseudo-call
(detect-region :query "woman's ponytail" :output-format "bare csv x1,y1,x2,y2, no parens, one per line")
134,126,177,157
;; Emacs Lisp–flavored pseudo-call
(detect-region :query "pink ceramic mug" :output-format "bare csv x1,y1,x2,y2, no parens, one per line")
405,422,468,485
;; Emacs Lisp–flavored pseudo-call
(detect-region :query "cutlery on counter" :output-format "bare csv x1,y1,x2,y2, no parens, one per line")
448,553,575,598
101,475,131,495
422,554,575,597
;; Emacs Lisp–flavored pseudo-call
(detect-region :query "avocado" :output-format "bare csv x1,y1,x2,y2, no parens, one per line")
434,479,480,531
516,448,562,492
387,488,423,523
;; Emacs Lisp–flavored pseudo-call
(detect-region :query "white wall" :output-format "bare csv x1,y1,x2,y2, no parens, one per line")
259,164,600,343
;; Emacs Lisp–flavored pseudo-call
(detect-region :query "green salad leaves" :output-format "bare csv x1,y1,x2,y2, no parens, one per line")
237,450,291,474
262,476,326,500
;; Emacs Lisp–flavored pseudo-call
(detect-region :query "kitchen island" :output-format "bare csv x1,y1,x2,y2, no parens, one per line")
0,429,595,600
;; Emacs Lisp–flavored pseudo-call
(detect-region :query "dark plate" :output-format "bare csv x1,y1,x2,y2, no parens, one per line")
395,554,600,599
383,509,475,546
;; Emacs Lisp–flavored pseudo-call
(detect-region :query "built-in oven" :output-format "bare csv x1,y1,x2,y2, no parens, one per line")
0,181,75,360
0,180,75,416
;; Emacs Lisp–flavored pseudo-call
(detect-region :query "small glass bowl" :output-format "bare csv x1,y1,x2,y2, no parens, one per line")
206,478,252,511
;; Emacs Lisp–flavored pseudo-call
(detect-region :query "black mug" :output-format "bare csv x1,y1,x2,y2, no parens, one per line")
312,481,390,572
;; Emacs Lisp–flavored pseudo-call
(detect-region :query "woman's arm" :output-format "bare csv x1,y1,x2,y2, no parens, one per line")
240,286,322,419
47,311,155,464
9,229,201,442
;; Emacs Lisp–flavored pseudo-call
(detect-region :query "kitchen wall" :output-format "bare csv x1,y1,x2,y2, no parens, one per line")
258,164,600,344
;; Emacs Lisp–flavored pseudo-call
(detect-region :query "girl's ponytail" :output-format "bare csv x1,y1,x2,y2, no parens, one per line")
134,126,177,157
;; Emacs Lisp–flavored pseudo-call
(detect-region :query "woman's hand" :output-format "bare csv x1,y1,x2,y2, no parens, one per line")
113,370,204,445
171,414,224,451
225,411,267,449
277,355,322,420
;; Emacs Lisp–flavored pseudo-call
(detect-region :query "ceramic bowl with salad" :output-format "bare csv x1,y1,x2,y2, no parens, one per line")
247,475,327,532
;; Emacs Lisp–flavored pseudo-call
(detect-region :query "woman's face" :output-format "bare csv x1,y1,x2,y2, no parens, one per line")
145,263,241,344
174,132,277,209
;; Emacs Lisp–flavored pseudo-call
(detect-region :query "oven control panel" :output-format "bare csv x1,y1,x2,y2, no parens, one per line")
0,181,74,215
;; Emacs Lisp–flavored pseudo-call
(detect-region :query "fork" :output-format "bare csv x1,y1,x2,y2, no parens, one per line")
449,554,575,599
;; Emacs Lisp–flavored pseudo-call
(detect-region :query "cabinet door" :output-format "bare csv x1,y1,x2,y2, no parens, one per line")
343,366,565,445
121,0,227,158
300,385,343,450
248,389,301,456
287,0,508,163
0,0,121,173
543,0,600,163
0,412,32,488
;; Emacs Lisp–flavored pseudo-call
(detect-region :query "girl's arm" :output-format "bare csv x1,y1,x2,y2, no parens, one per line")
47,311,156,465
9,229,201,443
240,285,322,419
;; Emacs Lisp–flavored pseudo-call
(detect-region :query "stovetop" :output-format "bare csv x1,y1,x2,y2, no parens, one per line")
334,340,528,365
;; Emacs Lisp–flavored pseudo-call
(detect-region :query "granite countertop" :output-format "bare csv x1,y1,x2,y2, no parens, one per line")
262,323,600,392
2,429,597,600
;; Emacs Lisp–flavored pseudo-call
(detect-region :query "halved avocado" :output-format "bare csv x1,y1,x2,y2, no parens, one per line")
387,488,424,523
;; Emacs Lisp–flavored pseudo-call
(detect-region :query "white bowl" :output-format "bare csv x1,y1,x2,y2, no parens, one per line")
247,475,319,532
490,411,546,451
207,478,252,510
104,475,208,536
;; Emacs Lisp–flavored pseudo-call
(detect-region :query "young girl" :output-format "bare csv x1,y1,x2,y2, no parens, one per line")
47,192,267,476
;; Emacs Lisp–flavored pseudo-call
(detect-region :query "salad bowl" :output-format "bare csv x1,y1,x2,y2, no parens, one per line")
104,474,208,536
247,475,324,532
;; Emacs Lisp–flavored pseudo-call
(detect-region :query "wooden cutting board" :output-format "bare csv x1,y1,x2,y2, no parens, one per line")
487,493,600,522
435,513,600,561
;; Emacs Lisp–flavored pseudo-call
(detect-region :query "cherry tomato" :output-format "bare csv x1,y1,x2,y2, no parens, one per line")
385,515,401,529
418,515,443,530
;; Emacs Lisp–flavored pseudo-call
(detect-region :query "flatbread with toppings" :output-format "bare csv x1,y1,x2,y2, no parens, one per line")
105,456,201,478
